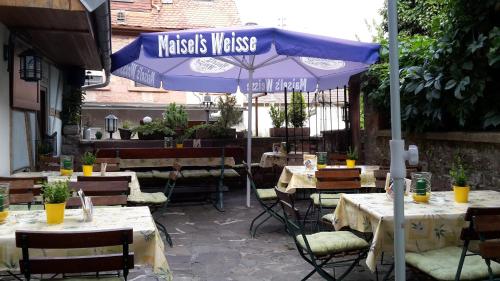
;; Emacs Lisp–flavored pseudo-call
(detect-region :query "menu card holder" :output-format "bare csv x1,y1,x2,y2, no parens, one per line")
78,189,93,222
100,163,107,176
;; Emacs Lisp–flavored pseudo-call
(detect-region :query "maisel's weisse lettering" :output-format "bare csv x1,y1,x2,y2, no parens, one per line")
158,32,258,57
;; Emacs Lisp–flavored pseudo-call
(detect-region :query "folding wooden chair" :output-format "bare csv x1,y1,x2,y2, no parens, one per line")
0,179,36,210
16,229,134,280
307,168,361,229
279,199,369,281
406,207,500,281
242,162,284,238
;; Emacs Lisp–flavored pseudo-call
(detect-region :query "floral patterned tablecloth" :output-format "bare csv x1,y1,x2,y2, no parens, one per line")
332,190,500,272
259,152,287,168
277,165,379,193
0,206,172,280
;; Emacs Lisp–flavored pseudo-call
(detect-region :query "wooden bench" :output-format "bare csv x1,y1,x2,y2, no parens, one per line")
96,147,245,211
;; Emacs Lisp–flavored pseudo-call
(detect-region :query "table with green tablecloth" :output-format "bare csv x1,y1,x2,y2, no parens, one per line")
332,190,500,272
0,206,172,280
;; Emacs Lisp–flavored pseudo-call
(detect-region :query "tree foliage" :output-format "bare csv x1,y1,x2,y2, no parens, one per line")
288,91,307,128
363,0,500,131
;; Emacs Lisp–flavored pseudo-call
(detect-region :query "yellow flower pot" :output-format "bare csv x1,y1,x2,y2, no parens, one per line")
60,169,73,176
453,185,470,203
346,159,356,168
45,203,66,224
176,143,184,148
0,210,8,224
82,165,93,176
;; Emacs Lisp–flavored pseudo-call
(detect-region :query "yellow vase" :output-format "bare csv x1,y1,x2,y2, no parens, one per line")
0,210,8,224
82,165,93,176
453,185,470,203
45,203,66,224
176,143,184,148
346,159,356,168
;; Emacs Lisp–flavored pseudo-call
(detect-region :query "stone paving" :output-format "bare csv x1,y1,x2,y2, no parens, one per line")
159,189,417,281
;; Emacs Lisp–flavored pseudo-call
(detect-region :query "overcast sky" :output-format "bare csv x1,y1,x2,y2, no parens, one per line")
235,0,385,42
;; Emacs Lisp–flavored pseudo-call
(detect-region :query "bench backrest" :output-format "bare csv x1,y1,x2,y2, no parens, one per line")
66,195,128,208
16,229,134,278
315,168,361,190
77,175,132,183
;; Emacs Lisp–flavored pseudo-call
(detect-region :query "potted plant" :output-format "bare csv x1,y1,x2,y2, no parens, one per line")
346,147,358,168
81,151,96,176
176,135,185,148
119,120,133,140
42,181,70,224
61,87,84,136
271,91,310,137
133,119,175,140
450,155,469,203
163,103,188,136
269,104,285,137
95,131,103,140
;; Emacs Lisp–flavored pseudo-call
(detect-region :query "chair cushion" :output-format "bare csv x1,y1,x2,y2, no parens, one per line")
296,231,369,256
256,188,277,200
310,193,342,207
181,169,211,178
233,163,260,169
127,192,168,205
135,171,154,179
209,169,240,178
406,246,500,281
322,213,335,224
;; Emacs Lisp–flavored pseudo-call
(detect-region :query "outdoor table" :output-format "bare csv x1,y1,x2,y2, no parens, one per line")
119,157,235,169
12,171,145,203
0,206,172,280
332,190,500,272
259,152,287,168
277,165,379,193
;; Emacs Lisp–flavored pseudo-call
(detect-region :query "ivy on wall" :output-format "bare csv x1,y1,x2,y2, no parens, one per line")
363,0,500,132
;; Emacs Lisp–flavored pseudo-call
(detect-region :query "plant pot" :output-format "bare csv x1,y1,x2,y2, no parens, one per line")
82,165,93,176
176,143,184,148
453,185,470,203
119,128,132,140
346,159,356,168
45,202,66,224
269,127,310,137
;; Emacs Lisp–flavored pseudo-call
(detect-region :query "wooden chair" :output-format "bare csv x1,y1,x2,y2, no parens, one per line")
308,168,361,229
242,162,284,237
66,195,128,208
0,179,35,210
329,152,347,165
406,207,500,281
279,199,369,281
77,175,132,183
16,229,134,280
374,169,390,193
94,158,121,172
69,181,130,196
0,177,46,195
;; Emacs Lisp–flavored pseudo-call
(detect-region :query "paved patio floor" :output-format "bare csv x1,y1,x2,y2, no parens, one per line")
158,188,418,281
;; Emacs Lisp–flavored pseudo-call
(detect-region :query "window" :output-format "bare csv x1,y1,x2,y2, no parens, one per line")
116,10,126,23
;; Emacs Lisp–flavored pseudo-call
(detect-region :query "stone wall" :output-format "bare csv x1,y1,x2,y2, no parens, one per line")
363,99,500,191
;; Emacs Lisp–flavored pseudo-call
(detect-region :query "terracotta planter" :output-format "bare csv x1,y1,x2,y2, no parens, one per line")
119,128,132,140
269,127,310,137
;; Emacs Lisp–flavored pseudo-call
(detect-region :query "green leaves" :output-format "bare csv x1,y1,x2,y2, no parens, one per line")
444,79,456,90
42,181,71,204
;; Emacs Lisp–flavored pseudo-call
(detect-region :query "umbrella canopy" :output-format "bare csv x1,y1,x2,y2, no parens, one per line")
111,25,380,207
111,26,379,92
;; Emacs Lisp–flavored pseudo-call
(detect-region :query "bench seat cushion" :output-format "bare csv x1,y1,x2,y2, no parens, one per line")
296,231,369,256
406,246,500,281
152,170,182,179
233,163,260,169
208,169,240,178
134,171,154,179
181,169,211,178
256,188,277,200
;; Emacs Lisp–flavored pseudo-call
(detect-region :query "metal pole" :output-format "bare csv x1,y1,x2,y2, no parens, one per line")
255,96,259,137
246,69,254,208
388,0,406,280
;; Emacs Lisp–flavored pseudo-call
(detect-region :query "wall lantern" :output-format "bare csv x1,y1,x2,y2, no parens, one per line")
19,49,42,82
202,95,214,124
104,114,118,139
341,103,349,122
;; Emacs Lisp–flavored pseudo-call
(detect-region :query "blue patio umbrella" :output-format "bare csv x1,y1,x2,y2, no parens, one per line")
110,25,380,207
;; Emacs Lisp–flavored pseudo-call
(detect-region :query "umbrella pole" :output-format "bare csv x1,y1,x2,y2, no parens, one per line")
246,69,254,207
388,0,406,280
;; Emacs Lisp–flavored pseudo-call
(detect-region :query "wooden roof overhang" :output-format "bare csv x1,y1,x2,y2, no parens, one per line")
0,1,104,69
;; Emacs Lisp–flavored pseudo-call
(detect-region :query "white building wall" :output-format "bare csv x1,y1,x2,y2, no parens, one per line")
0,24,10,175
48,65,63,156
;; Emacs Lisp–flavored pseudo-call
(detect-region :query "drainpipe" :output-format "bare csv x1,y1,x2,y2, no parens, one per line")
81,0,112,90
